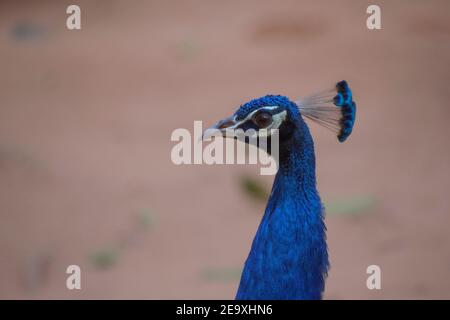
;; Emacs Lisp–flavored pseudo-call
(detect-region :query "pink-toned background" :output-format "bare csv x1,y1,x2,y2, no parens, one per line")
1,0,449,299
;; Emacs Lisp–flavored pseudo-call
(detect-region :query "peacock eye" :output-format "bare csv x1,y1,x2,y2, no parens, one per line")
252,112,273,128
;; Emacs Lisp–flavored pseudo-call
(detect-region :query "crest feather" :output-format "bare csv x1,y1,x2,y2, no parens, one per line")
295,80,356,142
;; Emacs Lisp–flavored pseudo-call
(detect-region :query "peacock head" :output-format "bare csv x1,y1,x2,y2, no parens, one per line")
203,80,356,146
203,95,300,144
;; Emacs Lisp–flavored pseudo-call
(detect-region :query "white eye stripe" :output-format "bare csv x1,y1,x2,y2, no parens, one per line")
260,106,280,111
245,106,280,120
229,106,286,132
233,106,281,125
230,107,286,138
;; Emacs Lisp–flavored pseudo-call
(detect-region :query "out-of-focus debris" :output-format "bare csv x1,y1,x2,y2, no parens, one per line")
11,22,47,42
325,195,377,216
201,267,242,282
175,39,200,61
136,208,154,230
0,144,43,168
240,175,269,202
89,248,119,270
20,250,53,292
89,208,156,270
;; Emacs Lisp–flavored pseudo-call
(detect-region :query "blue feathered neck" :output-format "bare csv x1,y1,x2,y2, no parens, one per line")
236,115,329,300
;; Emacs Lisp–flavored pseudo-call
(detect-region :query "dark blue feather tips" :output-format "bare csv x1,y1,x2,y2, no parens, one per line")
334,80,356,142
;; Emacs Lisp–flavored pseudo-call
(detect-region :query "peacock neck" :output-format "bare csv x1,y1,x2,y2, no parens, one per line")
236,119,329,300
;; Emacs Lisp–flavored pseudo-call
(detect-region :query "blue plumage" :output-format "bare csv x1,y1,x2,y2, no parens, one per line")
204,80,356,299
236,113,328,299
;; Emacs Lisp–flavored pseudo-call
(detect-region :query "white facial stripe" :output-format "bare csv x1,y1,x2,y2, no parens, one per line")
259,105,280,111
229,106,287,138
229,106,282,129
244,106,280,121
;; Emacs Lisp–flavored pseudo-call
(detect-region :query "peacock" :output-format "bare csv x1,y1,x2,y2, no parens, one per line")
203,81,356,300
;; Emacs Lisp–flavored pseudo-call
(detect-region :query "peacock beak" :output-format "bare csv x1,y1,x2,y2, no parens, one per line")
202,116,237,140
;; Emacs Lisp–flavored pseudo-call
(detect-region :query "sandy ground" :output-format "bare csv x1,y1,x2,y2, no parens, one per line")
0,0,450,299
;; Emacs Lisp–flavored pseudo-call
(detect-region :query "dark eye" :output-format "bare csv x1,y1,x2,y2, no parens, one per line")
252,112,272,128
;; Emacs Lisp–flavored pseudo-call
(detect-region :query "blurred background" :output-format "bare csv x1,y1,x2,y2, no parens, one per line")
1,0,450,299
